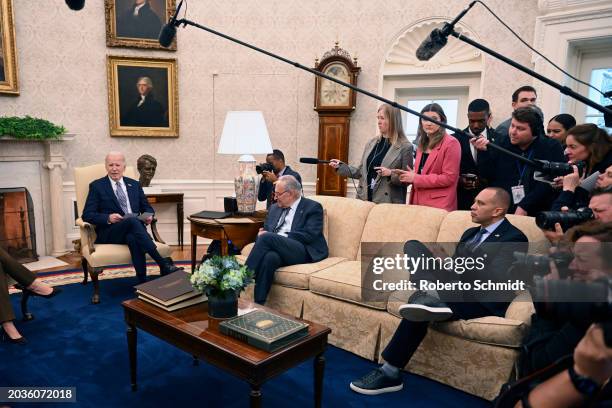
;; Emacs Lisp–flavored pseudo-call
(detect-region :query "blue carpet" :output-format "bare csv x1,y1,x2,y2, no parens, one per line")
3,279,490,407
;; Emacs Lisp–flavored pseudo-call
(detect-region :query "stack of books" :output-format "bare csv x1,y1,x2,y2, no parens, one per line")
135,271,207,312
219,309,309,352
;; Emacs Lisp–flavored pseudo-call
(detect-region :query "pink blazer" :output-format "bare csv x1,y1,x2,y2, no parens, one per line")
410,133,461,211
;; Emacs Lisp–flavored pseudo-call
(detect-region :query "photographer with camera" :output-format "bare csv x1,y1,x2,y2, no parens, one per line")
517,221,611,382
540,187,612,244
257,149,302,209
550,124,612,212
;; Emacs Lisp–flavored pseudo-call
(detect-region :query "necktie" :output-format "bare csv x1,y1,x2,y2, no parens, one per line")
465,228,486,252
115,181,130,214
273,208,290,233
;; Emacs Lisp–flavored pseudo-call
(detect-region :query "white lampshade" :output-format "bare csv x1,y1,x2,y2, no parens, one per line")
217,111,273,160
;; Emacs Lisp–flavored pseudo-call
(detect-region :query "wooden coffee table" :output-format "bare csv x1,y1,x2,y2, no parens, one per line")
122,298,331,407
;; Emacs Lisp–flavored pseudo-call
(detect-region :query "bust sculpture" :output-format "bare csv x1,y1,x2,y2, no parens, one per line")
137,154,157,187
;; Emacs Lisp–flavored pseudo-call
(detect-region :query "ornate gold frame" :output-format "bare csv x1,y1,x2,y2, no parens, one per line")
0,0,19,95
105,0,176,50
107,55,179,137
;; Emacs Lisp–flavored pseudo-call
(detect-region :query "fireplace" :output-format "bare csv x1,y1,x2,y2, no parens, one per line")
0,187,38,263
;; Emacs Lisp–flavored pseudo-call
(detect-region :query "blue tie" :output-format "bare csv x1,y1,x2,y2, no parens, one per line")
115,181,130,214
466,228,486,252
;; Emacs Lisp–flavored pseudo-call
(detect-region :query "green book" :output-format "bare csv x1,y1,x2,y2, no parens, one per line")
219,310,309,352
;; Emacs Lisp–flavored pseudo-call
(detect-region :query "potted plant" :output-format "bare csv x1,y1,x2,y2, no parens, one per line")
190,255,254,319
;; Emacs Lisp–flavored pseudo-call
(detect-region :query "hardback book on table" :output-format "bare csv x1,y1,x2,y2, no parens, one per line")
137,293,207,312
219,309,309,352
134,271,205,308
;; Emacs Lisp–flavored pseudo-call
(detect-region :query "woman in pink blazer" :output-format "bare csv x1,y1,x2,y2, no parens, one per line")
397,103,461,211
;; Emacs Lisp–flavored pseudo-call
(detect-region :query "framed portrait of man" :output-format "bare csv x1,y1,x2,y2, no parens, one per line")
105,0,177,50
0,0,19,94
107,56,179,137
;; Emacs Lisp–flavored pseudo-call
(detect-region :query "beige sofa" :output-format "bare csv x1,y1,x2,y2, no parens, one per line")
237,195,549,400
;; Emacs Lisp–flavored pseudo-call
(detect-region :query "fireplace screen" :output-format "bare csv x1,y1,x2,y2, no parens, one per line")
0,187,38,263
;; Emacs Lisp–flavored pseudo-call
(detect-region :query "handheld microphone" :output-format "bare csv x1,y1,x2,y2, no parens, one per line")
299,157,333,164
159,0,184,47
415,1,476,61
65,0,85,10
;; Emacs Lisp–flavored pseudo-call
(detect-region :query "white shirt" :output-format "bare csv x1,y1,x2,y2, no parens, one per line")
109,176,132,213
469,128,489,163
276,196,301,238
475,218,505,246
133,2,146,16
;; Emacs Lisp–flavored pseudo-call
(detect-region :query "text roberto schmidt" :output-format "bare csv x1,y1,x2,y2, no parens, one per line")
369,254,527,292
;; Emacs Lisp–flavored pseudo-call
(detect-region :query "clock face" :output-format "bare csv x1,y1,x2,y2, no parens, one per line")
319,63,351,107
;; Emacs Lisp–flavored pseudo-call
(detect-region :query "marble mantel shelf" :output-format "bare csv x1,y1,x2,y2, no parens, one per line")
0,134,74,256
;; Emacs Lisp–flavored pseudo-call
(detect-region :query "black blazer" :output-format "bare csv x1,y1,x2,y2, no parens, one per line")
82,176,154,240
452,127,495,210
477,135,566,215
258,166,302,208
263,197,328,262
455,218,528,316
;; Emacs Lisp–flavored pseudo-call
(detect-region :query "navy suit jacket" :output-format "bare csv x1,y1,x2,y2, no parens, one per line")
82,176,154,238
263,197,328,262
258,166,302,208
454,218,528,316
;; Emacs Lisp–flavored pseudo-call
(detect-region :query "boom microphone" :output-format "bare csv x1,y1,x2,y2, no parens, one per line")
299,157,333,164
416,1,476,61
65,0,85,10
159,0,184,47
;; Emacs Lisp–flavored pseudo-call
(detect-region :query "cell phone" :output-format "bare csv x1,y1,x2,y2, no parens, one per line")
462,173,477,181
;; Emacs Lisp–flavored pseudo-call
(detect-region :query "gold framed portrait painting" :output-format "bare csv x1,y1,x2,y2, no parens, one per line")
0,0,18,94
107,56,179,137
105,0,176,50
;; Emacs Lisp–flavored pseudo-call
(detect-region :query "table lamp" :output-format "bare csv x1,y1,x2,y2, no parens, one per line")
217,111,273,214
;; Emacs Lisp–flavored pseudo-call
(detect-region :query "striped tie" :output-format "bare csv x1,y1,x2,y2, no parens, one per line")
273,208,290,233
115,181,130,214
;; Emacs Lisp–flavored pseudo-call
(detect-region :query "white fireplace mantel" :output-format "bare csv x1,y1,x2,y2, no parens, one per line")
0,135,74,256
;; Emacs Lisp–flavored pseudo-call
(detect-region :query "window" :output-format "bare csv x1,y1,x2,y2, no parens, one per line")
585,68,612,132
404,99,459,144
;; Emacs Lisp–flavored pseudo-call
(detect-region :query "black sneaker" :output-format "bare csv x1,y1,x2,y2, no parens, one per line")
349,368,403,395
398,291,452,322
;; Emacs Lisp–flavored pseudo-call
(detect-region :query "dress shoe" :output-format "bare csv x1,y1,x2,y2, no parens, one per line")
2,332,27,345
27,286,63,299
398,291,452,322
159,260,184,276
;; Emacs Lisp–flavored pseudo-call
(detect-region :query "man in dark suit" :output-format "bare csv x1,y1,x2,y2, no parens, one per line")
117,0,162,40
121,76,168,128
350,187,528,395
473,107,566,216
247,175,328,304
494,85,539,144
258,149,302,209
82,151,180,283
452,98,496,210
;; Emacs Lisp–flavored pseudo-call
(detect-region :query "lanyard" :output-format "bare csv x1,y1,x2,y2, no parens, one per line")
515,149,534,184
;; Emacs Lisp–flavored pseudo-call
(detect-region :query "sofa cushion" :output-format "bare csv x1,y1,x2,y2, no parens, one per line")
272,257,346,289
309,261,387,310
309,196,374,260
360,204,448,246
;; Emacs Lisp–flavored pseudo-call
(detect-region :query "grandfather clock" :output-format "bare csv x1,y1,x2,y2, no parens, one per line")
314,43,360,196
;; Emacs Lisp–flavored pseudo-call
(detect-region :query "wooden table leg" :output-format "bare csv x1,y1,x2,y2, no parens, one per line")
249,384,262,408
127,324,137,391
220,233,229,256
191,232,197,272
314,353,325,408
177,201,184,250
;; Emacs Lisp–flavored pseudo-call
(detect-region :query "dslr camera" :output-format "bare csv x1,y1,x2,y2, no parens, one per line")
511,250,574,279
255,162,275,175
535,207,594,231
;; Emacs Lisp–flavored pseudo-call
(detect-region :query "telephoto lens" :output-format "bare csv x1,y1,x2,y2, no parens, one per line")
536,208,594,230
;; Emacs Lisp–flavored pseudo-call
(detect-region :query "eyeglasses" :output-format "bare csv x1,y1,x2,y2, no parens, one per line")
274,190,289,198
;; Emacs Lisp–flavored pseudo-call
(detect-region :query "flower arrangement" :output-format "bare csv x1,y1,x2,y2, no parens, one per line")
190,255,254,298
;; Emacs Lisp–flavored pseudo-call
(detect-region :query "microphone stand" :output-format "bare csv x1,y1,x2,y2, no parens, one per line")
449,30,612,117
171,17,540,168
